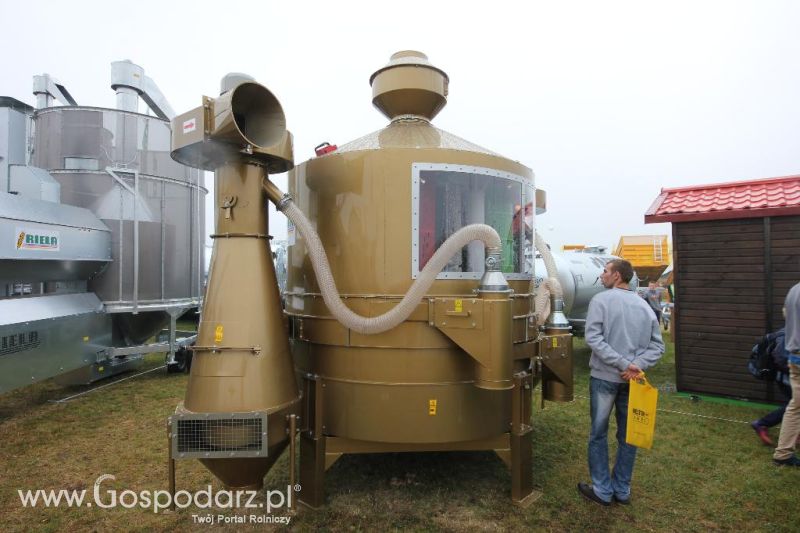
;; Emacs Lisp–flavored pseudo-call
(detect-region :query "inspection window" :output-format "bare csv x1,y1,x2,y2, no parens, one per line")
64,157,100,170
412,163,534,280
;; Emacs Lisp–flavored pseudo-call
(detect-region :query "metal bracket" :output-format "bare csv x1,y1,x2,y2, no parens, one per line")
104,330,197,358
221,195,238,219
105,166,142,312
210,233,269,239
190,345,262,356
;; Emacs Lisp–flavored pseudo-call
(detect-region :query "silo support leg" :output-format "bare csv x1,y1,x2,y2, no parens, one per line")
494,448,511,468
298,434,326,509
167,421,176,511
511,432,536,506
299,376,327,508
511,371,539,507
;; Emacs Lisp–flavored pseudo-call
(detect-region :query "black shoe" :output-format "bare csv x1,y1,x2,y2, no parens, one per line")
577,483,611,506
613,494,631,505
773,455,800,467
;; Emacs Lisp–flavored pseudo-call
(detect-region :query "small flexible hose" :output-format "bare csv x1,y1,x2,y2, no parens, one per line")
281,200,502,335
531,230,563,327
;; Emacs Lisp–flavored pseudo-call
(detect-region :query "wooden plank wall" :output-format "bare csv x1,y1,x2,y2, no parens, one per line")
673,215,800,402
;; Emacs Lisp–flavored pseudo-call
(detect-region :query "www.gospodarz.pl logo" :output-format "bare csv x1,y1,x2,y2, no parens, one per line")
17,474,298,518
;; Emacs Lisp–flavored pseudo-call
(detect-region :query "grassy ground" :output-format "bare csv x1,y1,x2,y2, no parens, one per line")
0,332,796,532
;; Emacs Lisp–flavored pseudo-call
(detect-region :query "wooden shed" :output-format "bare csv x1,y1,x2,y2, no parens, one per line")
645,175,800,402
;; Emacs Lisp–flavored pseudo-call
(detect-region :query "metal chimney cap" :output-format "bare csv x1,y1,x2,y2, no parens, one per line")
369,51,449,121
110,60,145,90
369,50,449,85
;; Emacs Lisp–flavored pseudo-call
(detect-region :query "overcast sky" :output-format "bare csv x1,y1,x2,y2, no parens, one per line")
3,0,799,254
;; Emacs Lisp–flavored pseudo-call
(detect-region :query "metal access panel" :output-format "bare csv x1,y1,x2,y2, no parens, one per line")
0,99,33,193
55,356,144,387
170,412,268,460
0,191,111,284
0,293,111,393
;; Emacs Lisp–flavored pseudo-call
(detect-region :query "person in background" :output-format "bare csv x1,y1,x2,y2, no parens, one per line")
772,281,800,467
750,328,793,446
578,259,665,506
644,281,663,327
661,302,674,332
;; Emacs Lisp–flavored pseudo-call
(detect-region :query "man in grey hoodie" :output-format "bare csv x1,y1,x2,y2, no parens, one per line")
578,259,665,506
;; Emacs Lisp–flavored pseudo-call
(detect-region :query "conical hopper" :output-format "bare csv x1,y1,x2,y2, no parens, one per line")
181,161,300,490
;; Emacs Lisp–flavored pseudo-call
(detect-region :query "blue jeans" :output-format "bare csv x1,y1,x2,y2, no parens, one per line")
588,377,638,502
756,382,792,427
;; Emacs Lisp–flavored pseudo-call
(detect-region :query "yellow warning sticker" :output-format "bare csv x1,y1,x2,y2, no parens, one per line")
215,325,224,343
552,337,558,348
454,299,463,313
428,399,437,416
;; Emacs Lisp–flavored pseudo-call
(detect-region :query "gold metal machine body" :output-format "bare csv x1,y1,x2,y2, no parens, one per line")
168,75,300,490
168,53,573,508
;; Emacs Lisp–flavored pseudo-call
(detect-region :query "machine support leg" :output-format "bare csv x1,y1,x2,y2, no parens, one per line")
288,414,298,510
299,433,326,508
167,421,176,511
166,310,179,365
299,376,326,508
511,371,537,507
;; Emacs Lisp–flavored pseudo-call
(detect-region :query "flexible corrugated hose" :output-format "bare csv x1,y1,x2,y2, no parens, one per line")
281,201,502,335
531,230,563,327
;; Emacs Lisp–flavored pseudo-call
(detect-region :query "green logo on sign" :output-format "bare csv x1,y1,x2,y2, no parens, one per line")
16,229,59,251
25,234,58,247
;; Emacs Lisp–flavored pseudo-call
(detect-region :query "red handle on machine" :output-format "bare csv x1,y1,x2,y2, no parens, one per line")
314,142,338,156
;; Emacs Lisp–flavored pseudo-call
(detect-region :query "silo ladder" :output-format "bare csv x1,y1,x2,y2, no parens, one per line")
653,238,663,262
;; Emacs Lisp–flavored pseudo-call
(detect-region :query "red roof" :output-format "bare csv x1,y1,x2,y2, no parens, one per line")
645,175,800,223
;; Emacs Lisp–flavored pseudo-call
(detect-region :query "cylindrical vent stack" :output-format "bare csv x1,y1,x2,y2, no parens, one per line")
110,60,145,113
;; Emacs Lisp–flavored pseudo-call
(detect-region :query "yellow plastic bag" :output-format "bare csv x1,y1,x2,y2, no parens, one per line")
626,373,659,449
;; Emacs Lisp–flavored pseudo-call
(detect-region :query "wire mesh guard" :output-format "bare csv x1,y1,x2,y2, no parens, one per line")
170,412,268,459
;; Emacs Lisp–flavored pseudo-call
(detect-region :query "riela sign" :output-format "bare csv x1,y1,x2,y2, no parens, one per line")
15,228,60,251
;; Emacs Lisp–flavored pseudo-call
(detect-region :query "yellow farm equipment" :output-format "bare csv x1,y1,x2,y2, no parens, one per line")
613,235,670,282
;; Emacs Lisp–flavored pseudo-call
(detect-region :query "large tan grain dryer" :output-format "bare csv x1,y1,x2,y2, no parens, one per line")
168,52,573,508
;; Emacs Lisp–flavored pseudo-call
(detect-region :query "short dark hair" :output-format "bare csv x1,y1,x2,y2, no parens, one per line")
607,259,634,283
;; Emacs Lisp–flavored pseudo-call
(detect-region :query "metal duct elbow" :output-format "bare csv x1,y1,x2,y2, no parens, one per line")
211,82,287,148
171,80,293,173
